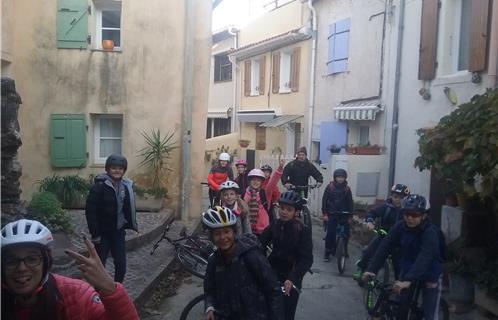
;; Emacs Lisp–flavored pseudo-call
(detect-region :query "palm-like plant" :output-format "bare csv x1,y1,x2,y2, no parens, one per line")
137,129,178,190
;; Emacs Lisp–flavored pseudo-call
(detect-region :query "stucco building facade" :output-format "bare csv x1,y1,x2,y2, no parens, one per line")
1,0,212,218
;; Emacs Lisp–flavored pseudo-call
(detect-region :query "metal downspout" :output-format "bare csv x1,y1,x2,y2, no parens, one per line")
228,27,239,132
181,0,195,221
306,0,317,155
388,0,406,189
489,0,498,88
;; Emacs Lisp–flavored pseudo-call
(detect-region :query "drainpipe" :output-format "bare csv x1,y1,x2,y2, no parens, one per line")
181,0,195,221
488,0,498,88
306,0,317,155
388,0,406,190
228,27,239,132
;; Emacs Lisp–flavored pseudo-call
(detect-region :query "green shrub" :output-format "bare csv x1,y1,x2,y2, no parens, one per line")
38,174,90,207
28,192,74,233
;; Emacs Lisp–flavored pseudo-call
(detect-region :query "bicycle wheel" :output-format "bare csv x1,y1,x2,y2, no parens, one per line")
336,237,347,274
301,206,313,234
176,244,208,279
179,294,205,320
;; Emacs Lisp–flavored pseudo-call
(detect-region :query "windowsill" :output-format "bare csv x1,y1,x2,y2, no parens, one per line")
90,163,105,168
323,70,349,78
91,48,123,53
213,79,232,84
278,88,292,94
250,92,260,97
432,71,472,87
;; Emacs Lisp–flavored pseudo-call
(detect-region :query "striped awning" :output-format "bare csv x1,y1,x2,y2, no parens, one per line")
334,98,383,121
259,115,303,128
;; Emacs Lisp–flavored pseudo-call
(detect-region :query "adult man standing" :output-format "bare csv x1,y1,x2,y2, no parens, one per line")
281,147,323,198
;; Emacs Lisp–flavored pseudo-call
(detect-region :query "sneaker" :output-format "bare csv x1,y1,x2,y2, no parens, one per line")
323,253,330,262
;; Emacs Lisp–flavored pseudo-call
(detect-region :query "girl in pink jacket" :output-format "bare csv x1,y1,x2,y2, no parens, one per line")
1,219,139,320
243,159,284,235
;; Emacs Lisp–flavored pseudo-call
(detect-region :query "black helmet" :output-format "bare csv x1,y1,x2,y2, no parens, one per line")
391,184,410,196
402,194,427,213
278,191,306,210
105,154,128,172
333,168,347,179
260,164,273,173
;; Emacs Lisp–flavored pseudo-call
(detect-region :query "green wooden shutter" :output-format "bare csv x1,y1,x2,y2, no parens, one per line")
50,114,87,167
57,0,89,49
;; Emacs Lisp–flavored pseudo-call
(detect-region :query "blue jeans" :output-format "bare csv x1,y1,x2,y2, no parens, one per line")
397,279,441,320
324,215,350,254
96,228,126,282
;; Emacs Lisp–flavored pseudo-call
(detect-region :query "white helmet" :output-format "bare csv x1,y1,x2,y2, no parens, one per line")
219,152,230,161
202,206,237,229
219,181,240,191
248,168,265,179
1,219,54,249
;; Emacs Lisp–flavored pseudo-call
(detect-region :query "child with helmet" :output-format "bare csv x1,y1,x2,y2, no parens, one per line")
85,154,137,283
321,168,354,262
259,191,313,320
1,219,139,320
234,159,249,194
362,195,445,320
261,164,281,218
218,180,252,235
243,158,285,235
202,207,284,320
353,183,410,280
207,152,234,206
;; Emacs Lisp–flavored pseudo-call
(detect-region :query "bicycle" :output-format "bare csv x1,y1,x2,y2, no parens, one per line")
361,228,394,313
365,277,449,320
179,284,301,320
289,184,317,234
150,221,214,279
332,211,352,274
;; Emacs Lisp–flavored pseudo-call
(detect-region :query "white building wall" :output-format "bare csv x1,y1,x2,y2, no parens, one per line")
387,0,494,199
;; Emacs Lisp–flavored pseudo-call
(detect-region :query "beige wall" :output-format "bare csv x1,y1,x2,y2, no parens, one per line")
1,0,14,75
313,0,386,146
238,1,309,46
5,0,211,216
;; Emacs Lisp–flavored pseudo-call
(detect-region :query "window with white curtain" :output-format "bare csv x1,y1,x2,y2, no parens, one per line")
93,115,123,163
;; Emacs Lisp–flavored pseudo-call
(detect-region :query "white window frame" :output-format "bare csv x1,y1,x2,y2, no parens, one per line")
279,51,292,93
437,0,470,77
93,0,122,50
250,58,260,96
93,114,123,164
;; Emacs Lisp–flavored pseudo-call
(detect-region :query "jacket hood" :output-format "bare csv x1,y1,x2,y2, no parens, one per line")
94,173,132,186
333,180,348,187
385,198,402,209
235,233,260,256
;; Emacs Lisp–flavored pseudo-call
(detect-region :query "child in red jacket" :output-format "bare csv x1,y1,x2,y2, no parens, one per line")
207,152,234,206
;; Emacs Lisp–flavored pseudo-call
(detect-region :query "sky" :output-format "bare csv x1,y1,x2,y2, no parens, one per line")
212,0,270,31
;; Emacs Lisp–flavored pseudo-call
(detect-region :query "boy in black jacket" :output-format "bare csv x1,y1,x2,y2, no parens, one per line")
362,195,444,320
353,183,410,280
260,191,313,320
85,154,137,283
321,168,353,262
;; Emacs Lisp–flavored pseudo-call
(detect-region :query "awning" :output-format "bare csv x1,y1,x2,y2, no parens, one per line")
237,110,276,123
208,108,230,119
334,98,383,121
259,115,303,128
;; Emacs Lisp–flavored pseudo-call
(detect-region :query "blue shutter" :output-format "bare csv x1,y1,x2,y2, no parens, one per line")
328,18,351,74
57,0,89,49
50,114,87,167
327,24,336,74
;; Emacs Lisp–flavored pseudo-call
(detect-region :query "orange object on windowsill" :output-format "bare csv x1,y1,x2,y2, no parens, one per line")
102,40,114,51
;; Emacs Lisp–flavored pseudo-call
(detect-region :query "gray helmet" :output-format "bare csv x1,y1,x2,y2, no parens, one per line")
278,191,306,210
402,194,427,213
105,154,128,172
333,168,347,179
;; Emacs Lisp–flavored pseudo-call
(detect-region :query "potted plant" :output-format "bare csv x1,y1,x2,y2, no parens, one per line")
137,129,177,211
102,40,114,51
38,174,90,209
327,144,342,154
239,139,250,148
346,143,383,155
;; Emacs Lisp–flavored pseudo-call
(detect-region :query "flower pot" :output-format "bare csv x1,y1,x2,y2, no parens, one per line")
239,140,250,148
102,40,115,51
135,196,164,212
346,146,382,155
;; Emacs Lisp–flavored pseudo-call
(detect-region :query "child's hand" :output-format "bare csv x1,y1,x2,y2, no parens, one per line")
366,222,375,231
278,155,285,168
393,280,411,295
65,236,116,294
